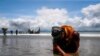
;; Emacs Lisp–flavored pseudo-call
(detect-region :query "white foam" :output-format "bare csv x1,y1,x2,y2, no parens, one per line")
80,33,100,37
0,33,100,37
0,33,51,36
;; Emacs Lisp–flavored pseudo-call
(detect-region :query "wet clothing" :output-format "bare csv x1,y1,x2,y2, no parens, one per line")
53,31,80,53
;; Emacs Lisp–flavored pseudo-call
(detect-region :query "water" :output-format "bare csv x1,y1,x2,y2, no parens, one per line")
80,37,100,56
0,35,53,56
0,34,100,56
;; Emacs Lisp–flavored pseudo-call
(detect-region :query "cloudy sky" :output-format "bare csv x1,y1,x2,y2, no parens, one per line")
0,0,100,31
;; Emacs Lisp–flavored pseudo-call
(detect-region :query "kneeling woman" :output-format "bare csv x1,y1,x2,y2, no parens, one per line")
52,25,80,56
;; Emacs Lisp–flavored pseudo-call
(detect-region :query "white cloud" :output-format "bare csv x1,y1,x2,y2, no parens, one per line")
35,7,68,28
82,3,100,18
4,7,69,31
0,18,10,28
79,3,100,31
0,4,100,31
81,3,100,26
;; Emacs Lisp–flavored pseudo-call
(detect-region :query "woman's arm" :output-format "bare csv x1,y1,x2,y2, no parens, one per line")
56,44,65,55
56,44,71,56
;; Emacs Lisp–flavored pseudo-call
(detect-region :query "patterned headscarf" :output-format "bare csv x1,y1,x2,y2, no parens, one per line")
61,25,74,39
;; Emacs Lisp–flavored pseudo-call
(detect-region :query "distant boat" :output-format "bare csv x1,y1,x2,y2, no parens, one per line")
28,27,40,34
34,27,40,34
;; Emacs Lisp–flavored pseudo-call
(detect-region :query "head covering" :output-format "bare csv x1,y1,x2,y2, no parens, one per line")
61,25,74,38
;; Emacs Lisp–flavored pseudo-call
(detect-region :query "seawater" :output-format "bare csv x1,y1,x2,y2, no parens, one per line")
0,34,100,56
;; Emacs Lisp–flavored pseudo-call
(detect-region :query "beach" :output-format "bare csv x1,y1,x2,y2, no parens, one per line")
0,33,100,56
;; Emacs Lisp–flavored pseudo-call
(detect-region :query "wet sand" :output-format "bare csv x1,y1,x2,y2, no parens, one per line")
79,37,100,56
0,34,100,56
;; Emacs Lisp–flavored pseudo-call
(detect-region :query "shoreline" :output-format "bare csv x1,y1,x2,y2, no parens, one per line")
0,33,100,37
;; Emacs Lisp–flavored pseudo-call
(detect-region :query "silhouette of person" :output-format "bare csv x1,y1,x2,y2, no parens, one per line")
15,30,18,35
2,28,8,36
10,30,13,34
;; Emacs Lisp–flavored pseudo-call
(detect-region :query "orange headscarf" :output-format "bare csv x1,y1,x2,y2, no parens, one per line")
61,25,74,38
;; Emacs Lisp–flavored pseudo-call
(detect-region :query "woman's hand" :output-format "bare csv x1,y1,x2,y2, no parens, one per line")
62,53,71,56
55,45,71,56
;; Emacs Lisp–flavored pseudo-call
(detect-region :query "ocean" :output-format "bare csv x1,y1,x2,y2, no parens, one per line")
0,33,100,56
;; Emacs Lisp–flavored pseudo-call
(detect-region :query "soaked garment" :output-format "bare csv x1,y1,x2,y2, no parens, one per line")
53,31,80,56
53,25,80,56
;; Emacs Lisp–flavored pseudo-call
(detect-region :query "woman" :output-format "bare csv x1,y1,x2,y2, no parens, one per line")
52,25,80,56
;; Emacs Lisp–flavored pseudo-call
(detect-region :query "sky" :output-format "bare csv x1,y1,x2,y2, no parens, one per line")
0,0,100,31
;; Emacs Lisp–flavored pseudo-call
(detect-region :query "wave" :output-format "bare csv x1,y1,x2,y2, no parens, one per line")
0,33,100,37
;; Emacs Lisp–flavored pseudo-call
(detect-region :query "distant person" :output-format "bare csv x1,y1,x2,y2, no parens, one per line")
2,28,8,36
10,30,13,34
52,25,80,56
15,30,18,35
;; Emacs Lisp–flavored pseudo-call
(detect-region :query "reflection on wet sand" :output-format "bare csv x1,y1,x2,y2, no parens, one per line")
0,35,53,56
2,36,7,45
0,35,100,56
79,37,100,56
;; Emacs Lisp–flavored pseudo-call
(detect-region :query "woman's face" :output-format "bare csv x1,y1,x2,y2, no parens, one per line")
60,28,68,39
